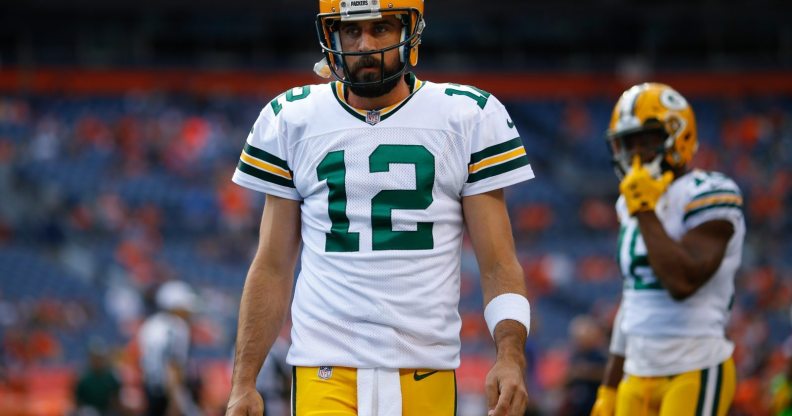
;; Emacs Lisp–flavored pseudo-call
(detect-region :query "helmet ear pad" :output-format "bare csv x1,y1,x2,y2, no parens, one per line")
403,12,424,66
399,25,408,63
331,30,343,69
396,13,412,64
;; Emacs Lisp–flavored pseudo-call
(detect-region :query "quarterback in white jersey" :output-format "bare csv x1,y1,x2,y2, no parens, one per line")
232,76,533,370
592,83,744,416
226,1,533,415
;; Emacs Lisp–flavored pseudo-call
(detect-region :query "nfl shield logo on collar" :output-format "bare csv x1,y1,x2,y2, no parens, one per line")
366,110,381,125
318,366,333,380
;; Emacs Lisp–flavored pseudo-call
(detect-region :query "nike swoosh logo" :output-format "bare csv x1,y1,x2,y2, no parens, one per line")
507,119,515,129
413,370,439,381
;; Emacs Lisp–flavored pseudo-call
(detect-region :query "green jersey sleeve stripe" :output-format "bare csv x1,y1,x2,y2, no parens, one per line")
466,155,530,183
683,203,742,222
690,189,740,201
237,160,295,188
243,143,290,171
469,137,523,164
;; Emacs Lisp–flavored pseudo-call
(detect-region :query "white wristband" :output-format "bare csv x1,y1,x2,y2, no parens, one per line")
484,293,531,338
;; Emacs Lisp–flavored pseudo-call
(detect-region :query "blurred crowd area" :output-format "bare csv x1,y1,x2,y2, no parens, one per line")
3,1,791,72
0,84,789,415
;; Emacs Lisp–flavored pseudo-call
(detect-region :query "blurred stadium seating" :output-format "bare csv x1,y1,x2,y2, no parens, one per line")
0,1,790,415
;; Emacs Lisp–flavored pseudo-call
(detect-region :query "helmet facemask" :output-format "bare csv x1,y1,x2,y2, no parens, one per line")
607,121,676,180
315,6,424,93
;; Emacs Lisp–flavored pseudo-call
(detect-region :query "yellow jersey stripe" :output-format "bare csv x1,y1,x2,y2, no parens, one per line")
240,152,292,180
468,147,527,174
684,194,743,212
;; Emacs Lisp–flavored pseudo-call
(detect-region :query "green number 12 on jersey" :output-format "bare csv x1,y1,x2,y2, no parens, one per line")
317,145,435,252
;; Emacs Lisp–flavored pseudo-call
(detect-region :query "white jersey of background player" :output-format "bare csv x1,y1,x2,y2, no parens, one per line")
614,168,744,376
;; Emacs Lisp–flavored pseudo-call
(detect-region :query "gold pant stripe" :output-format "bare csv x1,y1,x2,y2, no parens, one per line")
291,366,457,416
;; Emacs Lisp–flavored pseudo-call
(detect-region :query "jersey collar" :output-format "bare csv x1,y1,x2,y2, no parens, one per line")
331,73,425,124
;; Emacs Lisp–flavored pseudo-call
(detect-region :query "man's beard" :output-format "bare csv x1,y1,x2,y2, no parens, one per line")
346,54,403,98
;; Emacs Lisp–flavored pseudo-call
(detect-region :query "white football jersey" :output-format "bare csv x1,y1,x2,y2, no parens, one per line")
138,312,191,391
232,74,534,369
614,169,745,376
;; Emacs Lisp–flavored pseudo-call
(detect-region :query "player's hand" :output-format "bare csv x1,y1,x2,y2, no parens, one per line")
225,385,264,416
590,385,617,416
619,156,674,216
485,352,529,416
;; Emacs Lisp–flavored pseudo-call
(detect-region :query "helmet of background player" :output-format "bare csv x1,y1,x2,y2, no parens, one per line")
605,82,698,179
315,0,425,88
156,280,199,314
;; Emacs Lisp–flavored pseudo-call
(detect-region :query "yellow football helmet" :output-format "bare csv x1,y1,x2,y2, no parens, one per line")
315,0,425,87
606,82,698,178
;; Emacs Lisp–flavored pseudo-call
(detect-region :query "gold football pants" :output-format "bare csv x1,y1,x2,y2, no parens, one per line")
291,366,456,415
616,357,736,416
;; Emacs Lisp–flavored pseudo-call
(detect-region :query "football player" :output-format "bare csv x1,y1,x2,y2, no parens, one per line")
591,83,745,416
225,1,534,415
139,281,202,416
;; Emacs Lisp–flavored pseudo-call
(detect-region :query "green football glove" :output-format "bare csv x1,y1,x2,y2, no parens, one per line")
619,156,674,216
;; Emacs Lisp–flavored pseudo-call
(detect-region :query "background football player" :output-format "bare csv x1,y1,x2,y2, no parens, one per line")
139,281,202,416
225,1,534,415
591,83,745,416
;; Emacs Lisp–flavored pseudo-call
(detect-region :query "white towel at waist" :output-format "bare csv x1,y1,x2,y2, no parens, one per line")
357,368,402,416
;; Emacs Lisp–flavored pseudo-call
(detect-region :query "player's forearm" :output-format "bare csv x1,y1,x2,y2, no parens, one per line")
232,195,300,390
601,353,624,389
493,319,527,368
479,258,526,304
480,257,528,353
231,258,294,388
482,260,528,368
635,211,701,299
